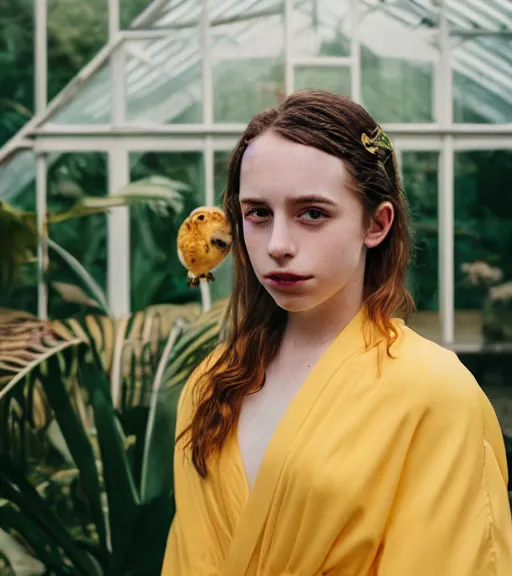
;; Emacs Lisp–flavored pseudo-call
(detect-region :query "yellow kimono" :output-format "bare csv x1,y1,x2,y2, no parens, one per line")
161,308,512,575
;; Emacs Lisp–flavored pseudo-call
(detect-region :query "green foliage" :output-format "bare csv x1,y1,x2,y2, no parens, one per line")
0,298,228,575
0,202,38,301
1,170,189,317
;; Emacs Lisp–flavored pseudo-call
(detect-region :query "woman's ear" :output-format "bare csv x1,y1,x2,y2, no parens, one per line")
364,201,394,248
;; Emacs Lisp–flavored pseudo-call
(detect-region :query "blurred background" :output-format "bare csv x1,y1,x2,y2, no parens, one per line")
0,1,511,574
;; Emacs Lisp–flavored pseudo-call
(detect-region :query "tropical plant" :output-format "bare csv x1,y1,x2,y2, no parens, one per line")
0,175,187,308
0,297,228,575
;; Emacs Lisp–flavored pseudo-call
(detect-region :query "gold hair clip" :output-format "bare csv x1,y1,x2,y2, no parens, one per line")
361,127,393,159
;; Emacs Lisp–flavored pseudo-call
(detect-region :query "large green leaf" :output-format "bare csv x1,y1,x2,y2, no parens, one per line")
78,353,139,573
49,176,187,224
116,494,175,576
140,322,185,501
0,499,61,571
0,456,101,575
139,300,227,503
38,356,108,554
0,175,187,299
0,299,224,575
48,238,110,314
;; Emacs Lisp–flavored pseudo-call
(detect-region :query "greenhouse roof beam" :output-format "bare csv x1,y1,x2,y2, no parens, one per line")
454,0,511,29
29,122,512,137
451,29,512,37
128,6,283,33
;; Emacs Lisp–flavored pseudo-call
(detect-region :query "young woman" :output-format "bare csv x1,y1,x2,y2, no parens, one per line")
161,90,512,575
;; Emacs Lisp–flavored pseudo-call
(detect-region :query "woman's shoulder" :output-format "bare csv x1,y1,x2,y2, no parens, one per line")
384,321,509,483
390,322,473,388
387,323,498,434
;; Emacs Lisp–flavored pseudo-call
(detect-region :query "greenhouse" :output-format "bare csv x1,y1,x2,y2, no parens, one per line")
0,0,511,574
1,0,511,348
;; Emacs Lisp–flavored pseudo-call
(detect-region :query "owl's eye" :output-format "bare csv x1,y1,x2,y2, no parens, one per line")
197,214,205,221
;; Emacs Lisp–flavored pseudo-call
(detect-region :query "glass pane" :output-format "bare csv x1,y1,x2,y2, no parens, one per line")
361,54,434,123
452,35,512,124
359,1,436,123
125,32,202,124
0,151,37,314
48,61,111,124
212,2,284,123
47,152,108,318
292,0,351,57
129,152,204,312
120,0,155,29
447,0,512,33
454,151,512,346
132,0,202,29
0,150,36,202
48,0,108,101
402,152,440,342
294,66,351,96
213,59,284,123
211,151,233,303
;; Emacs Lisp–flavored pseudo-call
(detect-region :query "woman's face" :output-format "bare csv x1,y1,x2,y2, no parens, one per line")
239,131,385,314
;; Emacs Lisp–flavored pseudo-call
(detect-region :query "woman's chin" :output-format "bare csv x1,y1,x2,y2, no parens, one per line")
270,293,316,313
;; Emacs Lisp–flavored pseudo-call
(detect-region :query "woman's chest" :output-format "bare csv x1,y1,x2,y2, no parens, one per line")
227,382,407,576
237,360,316,490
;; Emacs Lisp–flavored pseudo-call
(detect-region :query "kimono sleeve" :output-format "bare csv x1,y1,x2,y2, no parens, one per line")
377,361,512,576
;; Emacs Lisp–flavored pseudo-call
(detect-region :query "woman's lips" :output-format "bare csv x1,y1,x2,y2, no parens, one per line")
264,273,312,288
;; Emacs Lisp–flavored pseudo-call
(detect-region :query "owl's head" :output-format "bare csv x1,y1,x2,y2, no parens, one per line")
188,207,232,253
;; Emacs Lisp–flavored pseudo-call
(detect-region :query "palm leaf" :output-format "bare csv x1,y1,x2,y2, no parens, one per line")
111,303,201,410
0,320,108,555
0,300,223,574
48,176,187,224
0,318,85,399
78,345,140,570
0,175,187,299
139,300,227,503
139,320,186,500
38,356,108,554
51,281,103,310
48,237,110,314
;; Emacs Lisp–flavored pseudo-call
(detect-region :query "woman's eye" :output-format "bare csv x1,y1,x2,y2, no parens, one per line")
245,208,269,219
301,209,325,221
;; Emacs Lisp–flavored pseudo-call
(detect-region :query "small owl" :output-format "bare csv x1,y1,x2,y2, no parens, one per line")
177,206,232,287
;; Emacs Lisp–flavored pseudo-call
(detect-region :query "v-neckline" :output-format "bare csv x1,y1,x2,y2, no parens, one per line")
224,306,374,574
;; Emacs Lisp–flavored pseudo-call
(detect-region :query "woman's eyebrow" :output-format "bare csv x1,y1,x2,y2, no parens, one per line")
240,194,337,206
290,195,337,206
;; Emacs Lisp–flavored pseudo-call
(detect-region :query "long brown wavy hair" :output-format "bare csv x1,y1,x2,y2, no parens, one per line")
178,90,415,477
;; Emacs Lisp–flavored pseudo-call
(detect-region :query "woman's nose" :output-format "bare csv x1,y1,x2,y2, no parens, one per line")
267,219,296,262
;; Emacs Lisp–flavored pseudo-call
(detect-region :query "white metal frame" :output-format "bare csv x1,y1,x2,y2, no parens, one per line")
438,2,455,346
2,0,509,350
35,0,48,319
